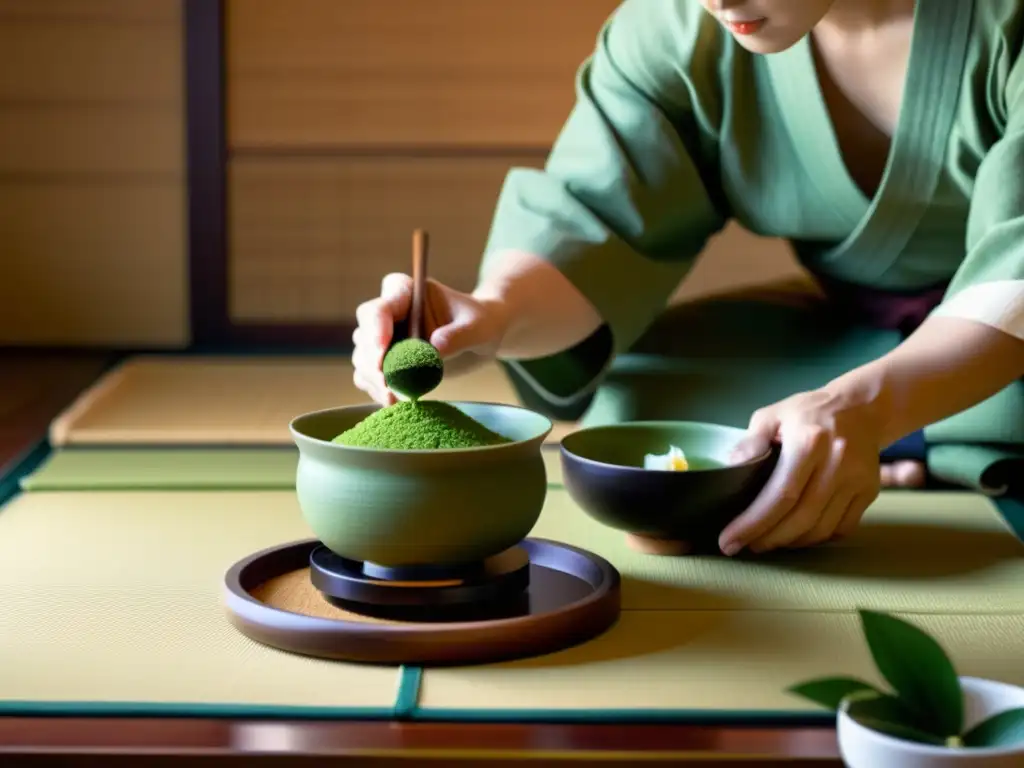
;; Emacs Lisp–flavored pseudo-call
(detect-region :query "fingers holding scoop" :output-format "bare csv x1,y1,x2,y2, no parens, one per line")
356,273,413,347
351,273,414,405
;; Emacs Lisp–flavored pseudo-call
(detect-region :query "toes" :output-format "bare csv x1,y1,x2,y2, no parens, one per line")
892,460,927,488
879,464,895,487
879,461,926,489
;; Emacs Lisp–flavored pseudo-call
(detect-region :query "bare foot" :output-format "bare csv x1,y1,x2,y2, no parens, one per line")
880,460,927,488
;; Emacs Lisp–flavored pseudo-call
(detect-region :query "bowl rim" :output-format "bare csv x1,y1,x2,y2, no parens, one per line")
559,420,774,475
837,676,1024,757
289,399,555,454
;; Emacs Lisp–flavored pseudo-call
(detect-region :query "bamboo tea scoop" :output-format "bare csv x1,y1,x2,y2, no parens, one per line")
382,229,444,401
409,229,428,341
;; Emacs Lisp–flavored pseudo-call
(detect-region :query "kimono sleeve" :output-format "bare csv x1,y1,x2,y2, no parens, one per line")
478,0,729,419
932,53,1024,341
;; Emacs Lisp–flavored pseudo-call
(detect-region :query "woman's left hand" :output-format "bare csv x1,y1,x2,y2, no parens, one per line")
718,387,884,557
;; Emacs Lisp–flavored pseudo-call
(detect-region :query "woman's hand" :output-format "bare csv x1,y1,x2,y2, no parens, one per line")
718,386,886,557
716,314,1024,557
352,273,510,405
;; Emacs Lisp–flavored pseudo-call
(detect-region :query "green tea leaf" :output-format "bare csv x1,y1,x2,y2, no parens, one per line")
851,715,949,746
858,610,963,736
846,694,946,746
962,707,1024,748
787,677,883,711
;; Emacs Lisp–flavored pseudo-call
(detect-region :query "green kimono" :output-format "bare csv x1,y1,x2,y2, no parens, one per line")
480,0,1024,494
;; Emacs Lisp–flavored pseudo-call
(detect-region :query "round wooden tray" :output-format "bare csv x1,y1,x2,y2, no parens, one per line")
223,538,621,665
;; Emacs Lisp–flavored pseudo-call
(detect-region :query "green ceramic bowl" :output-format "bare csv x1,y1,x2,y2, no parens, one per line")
289,401,553,567
560,421,779,553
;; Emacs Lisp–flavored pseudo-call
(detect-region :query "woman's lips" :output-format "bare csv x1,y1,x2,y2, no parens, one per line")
725,18,765,35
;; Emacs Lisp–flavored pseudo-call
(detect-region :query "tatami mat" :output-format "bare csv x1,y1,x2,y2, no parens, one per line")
416,610,1024,715
529,489,1024,613
0,490,399,715
47,355,577,447
2,486,1021,717
19,446,564,491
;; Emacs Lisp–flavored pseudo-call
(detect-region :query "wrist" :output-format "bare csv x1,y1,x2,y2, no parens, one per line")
823,361,902,450
471,248,604,359
471,280,518,355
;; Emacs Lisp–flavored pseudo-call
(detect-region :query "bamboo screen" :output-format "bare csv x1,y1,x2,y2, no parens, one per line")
0,0,188,346
224,0,622,325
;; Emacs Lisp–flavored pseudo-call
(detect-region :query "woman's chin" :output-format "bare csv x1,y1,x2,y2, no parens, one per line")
729,31,804,56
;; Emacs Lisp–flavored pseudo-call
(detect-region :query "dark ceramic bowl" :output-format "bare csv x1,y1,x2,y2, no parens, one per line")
560,421,779,554
290,401,552,568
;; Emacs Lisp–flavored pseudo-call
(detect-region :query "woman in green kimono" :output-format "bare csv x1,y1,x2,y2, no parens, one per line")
352,0,1024,556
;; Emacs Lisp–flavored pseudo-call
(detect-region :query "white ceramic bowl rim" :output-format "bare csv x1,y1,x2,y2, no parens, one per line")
839,676,1024,756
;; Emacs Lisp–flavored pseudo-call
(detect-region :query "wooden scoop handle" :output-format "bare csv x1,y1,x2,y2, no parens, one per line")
410,229,429,340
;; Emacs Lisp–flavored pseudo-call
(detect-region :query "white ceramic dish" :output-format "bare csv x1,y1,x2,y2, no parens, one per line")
838,677,1024,767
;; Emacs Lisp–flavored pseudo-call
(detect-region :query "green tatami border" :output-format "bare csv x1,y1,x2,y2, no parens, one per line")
395,666,424,720
19,445,301,492
0,438,52,507
996,496,1024,540
390,663,834,726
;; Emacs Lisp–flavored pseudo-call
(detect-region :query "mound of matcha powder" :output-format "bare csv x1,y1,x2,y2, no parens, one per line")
332,400,511,450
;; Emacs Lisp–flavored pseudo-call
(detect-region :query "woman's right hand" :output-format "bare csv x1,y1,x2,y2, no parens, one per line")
352,273,510,405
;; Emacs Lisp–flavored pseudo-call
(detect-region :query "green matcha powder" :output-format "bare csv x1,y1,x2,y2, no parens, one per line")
381,338,444,401
333,400,510,450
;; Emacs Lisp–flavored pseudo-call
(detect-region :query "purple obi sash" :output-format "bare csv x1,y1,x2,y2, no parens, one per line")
811,271,949,337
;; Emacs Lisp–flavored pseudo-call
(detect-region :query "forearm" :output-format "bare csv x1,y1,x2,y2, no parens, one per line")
473,249,603,360
826,316,1024,448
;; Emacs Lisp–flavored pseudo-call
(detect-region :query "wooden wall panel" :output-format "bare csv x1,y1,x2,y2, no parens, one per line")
0,108,181,177
0,1,178,22
226,0,622,149
0,11,181,103
228,154,544,322
0,0,188,347
0,182,186,343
